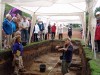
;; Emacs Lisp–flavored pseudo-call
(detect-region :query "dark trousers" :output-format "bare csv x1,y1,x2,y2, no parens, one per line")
43,33,45,40
51,32,55,40
96,40,100,52
68,31,72,38
21,29,28,42
45,34,47,40
59,33,63,40
47,33,51,40
34,33,38,42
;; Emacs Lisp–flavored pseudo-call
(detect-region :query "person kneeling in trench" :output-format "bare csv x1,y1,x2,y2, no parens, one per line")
56,38,73,75
12,35,26,75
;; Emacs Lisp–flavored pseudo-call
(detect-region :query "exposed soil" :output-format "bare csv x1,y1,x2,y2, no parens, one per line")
21,45,82,75
0,29,91,75
55,28,82,39
20,29,82,75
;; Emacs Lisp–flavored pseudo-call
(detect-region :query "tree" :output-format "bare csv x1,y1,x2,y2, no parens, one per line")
4,4,31,18
94,7,100,17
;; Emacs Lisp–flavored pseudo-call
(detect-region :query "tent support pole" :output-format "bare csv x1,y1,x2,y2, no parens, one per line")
79,12,86,43
29,13,37,44
0,3,5,49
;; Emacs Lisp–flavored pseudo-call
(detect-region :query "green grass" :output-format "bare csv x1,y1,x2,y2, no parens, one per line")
24,40,49,47
0,40,49,52
83,46,100,75
89,59,100,75
0,49,11,53
83,47,94,60
71,38,82,41
71,38,86,46
0,39,100,75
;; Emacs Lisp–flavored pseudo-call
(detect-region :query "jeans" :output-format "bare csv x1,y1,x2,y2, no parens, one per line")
51,32,55,40
40,31,43,41
34,33,38,42
21,29,28,42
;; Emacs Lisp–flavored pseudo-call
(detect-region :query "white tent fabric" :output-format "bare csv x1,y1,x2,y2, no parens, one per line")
86,0,98,59
11,2,86,14
0,3,5,49
1,0,85,4
7,0,86,44
37,16,81,24
56,0,85,4
79,12,86,42
0,0,99,59
8,0,86,25
0,0,87,49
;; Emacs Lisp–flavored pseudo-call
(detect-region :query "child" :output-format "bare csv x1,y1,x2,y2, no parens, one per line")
12,35,25,75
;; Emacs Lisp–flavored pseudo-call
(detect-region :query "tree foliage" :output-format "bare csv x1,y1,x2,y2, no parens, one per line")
72,24,81,28
94,7,100,17
5,4,31,18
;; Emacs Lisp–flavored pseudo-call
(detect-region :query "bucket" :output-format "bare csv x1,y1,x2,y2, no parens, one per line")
39,64,46,72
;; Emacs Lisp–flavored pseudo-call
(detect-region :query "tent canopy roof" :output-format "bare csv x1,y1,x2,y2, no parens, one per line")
20,3,86,14
1,0,85,4
37,16,81,24
3,0,86,15
2,0,86,23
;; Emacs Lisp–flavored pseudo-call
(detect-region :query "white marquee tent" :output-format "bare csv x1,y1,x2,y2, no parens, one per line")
0,0,99,58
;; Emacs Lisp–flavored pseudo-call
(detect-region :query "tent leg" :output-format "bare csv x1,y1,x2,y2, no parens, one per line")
0,3,5,49
79,13,86,43
29,13,37,44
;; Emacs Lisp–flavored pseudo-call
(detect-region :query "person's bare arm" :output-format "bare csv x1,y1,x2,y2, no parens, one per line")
63,48,68,51
55,46,63,49
58,48,68,51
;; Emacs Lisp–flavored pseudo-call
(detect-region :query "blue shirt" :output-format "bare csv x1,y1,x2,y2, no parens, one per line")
11,21,16,32
62,45,73,62
3,19,13,35
12,42,23,56
38,23,44,31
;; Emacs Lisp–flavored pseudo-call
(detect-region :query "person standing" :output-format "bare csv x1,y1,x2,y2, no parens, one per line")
95,18,100,52
51,23,56,40
38,21,44,41
48,24,51,40
33,23,40,42
21,16,29,43
68,26,72,38
12,35,25,75
58,24,63,40
56,38,73,75
3,14,13,49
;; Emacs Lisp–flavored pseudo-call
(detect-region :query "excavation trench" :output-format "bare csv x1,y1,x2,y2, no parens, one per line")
0,40,88,75
20,40,82,75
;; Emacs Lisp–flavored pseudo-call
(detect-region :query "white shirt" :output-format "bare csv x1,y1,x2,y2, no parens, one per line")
44,23,48,34
34,24,40,33
58,26,63,34
21,20,29,30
